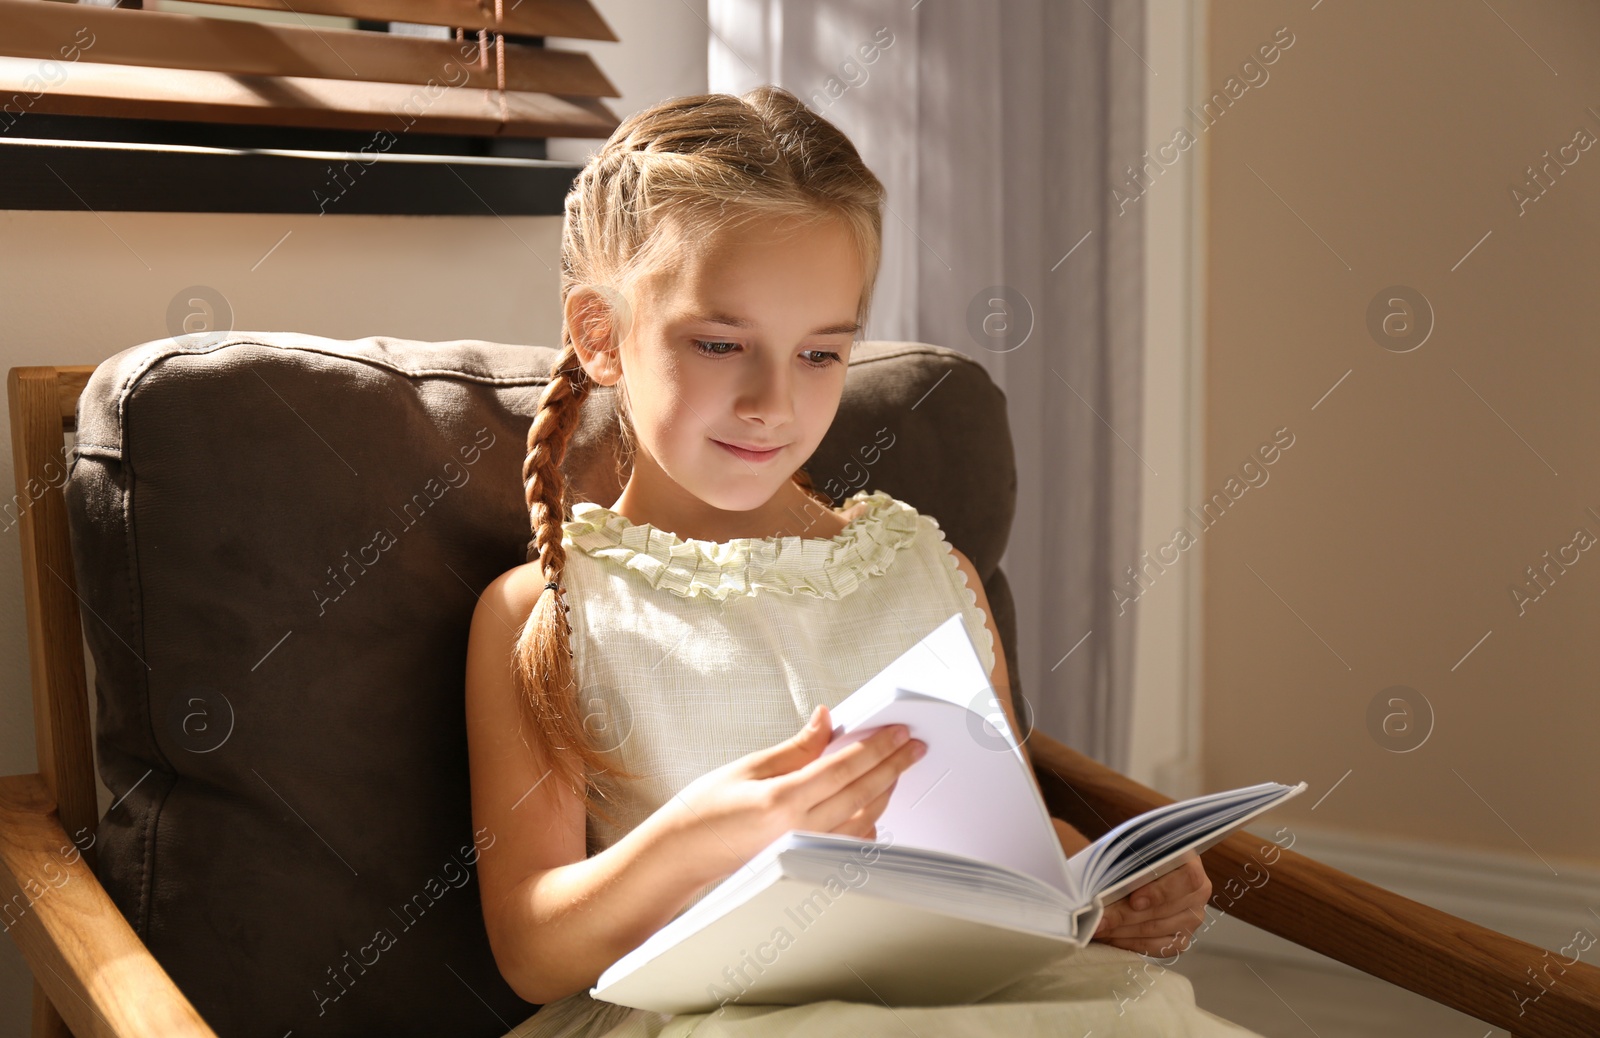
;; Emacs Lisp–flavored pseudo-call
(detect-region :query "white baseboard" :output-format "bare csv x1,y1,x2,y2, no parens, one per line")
1180,822,1600,979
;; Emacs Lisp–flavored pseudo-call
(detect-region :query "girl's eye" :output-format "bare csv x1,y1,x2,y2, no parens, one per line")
692,340,843,369
693,339,740,358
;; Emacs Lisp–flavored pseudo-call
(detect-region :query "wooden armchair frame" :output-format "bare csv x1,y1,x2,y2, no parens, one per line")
4,363,1597,1038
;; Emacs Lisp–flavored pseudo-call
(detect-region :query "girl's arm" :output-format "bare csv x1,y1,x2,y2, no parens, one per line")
466,568,733,1005
1053,815,1094,855
488,803,734,1004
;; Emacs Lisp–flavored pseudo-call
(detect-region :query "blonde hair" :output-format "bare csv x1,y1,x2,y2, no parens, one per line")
514,85,887,826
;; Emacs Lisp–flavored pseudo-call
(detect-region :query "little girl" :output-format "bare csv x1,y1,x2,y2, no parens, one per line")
465,85,1268,1038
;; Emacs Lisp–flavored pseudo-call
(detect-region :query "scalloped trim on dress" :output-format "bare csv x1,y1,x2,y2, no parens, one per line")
560,489,920,601
923,513,999,677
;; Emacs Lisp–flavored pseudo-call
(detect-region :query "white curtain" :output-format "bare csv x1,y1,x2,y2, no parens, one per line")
709,0,1147,772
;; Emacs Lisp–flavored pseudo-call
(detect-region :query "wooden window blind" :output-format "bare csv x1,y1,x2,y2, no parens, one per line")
0,0,621,139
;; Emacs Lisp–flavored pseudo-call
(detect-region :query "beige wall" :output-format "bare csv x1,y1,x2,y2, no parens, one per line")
1202,0,1600,863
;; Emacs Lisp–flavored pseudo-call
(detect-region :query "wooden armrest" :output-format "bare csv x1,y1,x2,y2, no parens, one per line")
1027,730,1600,1038
0,771,218,1038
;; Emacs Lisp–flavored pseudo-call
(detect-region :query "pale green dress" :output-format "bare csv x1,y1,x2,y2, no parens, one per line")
500,489,1265,1038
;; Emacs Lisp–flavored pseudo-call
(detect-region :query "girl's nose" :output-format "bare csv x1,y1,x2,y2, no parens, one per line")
734,357,795,426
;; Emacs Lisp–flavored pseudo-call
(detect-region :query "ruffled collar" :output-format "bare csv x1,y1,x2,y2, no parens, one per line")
561,489,920,600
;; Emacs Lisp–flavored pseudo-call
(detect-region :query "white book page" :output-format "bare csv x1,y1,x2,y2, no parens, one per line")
819,613,1074,896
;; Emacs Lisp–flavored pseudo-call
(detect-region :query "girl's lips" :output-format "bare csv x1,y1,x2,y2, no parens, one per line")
714,439,784,462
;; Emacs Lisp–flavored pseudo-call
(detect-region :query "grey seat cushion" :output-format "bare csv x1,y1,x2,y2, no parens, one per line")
63,331,1018,1038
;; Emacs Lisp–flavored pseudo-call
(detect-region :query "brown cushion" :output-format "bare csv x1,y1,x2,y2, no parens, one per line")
64,331,1019,1038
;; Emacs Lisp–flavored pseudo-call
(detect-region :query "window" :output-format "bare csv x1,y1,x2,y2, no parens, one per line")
0,0,621,213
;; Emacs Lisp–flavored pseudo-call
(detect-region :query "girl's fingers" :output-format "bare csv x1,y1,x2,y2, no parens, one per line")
778,722,903,786
1126,855,1206,914
837,781,896,838
1097,855,1209,935
1101,929,1195,957
810,738,920,832
784,725,918,817
844,782,894,823
751,704,833,775
1097,904,1206,940
1096,892,1201,936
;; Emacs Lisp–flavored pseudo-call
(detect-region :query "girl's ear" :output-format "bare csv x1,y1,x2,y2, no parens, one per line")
565,285,630,387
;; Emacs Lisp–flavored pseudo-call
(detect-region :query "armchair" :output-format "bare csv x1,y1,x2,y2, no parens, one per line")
3,332,1596,1037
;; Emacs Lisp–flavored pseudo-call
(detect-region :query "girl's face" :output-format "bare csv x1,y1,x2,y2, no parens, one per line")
577,213,865,535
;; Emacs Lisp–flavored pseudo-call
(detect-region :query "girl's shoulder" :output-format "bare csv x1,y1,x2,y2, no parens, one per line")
484,558,563,618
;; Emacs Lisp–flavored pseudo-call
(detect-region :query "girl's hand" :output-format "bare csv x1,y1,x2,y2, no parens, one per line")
1092,851,1211,957
660,703,926,882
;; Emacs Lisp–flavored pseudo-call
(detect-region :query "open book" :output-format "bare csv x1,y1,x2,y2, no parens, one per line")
591,612,1307,1014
